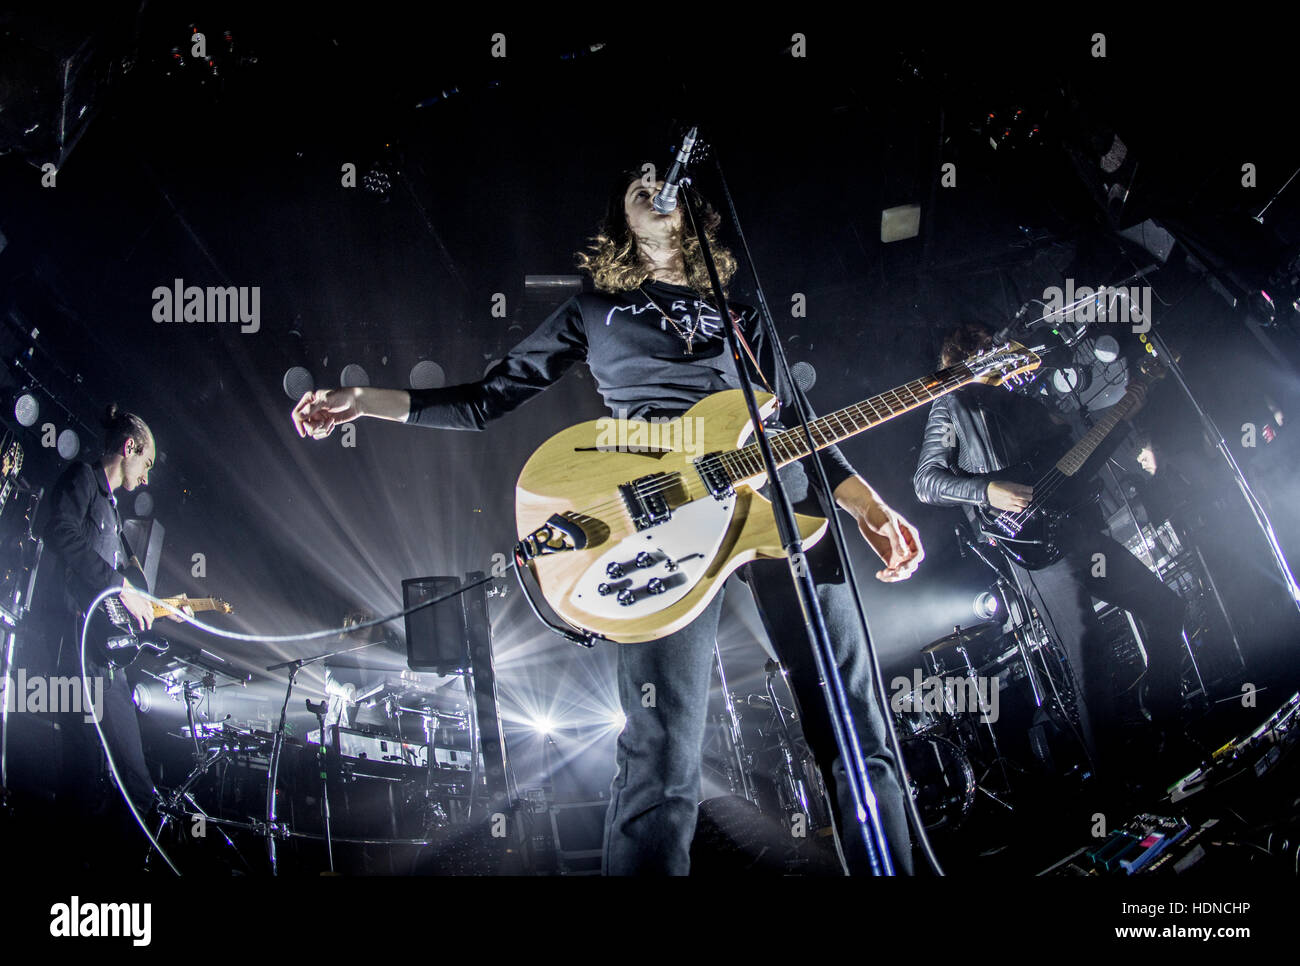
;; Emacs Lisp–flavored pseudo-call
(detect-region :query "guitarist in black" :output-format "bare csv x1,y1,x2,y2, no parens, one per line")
913,324,1187,777
39,405,169,840
292,169,925,875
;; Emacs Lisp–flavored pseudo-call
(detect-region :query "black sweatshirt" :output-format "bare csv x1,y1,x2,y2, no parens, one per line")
407,280,858,493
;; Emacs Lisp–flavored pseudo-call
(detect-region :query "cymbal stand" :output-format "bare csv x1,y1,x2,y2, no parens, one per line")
763,660,815,822
712,640,756,805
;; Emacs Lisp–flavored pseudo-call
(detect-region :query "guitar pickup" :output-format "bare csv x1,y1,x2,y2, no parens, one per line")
619,474,673,531
693,453,735,500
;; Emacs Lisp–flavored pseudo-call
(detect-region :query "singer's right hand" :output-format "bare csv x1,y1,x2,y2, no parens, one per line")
987,480,1033,512
293,388,363,439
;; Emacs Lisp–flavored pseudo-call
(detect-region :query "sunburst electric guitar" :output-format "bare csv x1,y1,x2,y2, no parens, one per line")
514,342,1040,643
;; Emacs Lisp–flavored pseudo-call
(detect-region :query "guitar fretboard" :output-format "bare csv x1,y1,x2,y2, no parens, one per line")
719,365,973,480
1054,390,1140,477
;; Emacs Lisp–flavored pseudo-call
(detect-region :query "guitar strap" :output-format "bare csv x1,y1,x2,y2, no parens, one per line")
728,311,777,398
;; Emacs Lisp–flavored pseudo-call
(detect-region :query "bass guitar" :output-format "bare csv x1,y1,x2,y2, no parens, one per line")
514,342,1040,643
976,357,1165,569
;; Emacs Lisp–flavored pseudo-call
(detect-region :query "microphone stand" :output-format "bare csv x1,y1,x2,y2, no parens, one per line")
680,173,893,875
262,636,390,875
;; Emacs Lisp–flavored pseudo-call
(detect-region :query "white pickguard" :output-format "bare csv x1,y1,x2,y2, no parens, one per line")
569,495,736,620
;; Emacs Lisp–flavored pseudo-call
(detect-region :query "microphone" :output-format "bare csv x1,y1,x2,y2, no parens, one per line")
653,126,699,214
992,301,1034,343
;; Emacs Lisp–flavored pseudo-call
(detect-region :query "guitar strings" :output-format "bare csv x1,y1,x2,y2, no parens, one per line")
994,389,1140,531
561,374,978,524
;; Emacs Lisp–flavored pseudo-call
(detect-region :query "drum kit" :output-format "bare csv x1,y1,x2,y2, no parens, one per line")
893,598,1090,832
698,572,1091,863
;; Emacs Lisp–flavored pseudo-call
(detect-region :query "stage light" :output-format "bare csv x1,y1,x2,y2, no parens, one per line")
13,393,39,427
532,716,556,736
409,361,446,390
133,492,154,517
56,429,79,460
973,591,999,621
340,364,370,387
282,366,315,400
608,711,626,730
132,683,153,714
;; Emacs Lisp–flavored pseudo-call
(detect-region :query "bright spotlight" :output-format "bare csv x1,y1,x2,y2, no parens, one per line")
973,591,999,621
532,716,555,736
132,683,153,714
608,711,627,730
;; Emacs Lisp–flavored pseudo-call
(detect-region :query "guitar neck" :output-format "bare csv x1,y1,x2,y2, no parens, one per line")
725,365,976,477
1053,387,1141,477
151,597,223,618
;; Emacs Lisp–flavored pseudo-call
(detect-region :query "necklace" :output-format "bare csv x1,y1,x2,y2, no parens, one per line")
639,283,705,355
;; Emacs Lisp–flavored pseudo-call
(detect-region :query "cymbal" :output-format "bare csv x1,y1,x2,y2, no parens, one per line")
921,622,1002,655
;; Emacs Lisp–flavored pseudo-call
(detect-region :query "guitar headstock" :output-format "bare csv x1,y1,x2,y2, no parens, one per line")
213,598,234,614
964,341,1042,389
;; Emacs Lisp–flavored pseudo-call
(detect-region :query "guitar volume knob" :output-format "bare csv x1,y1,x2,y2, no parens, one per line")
606,562,625,579
635,551,654,569
616,589,636,607
597,583,614,596
646,578,666,595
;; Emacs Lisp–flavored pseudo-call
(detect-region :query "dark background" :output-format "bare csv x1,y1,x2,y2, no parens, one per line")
2,6,1298,795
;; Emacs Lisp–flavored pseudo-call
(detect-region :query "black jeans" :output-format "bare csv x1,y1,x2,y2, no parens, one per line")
54,617,157,810
602,462,914,875
1009,522,1187,768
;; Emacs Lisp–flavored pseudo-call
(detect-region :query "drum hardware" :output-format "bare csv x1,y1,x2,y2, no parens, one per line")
711,640,758,805
761,659,834,831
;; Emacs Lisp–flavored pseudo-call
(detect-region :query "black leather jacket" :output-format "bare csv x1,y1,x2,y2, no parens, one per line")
913,385,1067,510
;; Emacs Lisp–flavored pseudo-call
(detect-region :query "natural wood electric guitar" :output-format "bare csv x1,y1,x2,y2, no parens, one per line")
514,343,1040,643
90,573,235,668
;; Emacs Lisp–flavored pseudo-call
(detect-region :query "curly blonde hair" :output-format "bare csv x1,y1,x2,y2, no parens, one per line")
575,169,738,294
